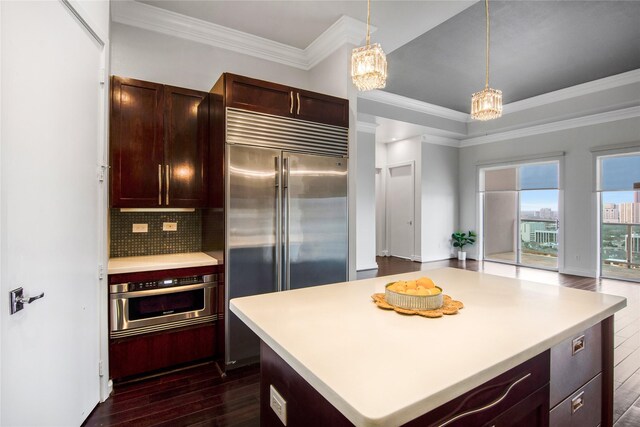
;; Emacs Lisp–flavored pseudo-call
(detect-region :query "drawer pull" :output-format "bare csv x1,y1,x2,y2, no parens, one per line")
572,335,585,355
438,373,531,427
571,391,584,414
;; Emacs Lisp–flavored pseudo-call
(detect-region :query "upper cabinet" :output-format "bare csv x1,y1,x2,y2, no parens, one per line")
223,74,349,128
110,76,208,208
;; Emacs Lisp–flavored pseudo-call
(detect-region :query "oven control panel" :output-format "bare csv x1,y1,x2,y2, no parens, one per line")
128,275,203,292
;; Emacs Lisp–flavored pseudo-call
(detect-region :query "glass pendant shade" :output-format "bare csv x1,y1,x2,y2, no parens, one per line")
351,43,387,91
470,86,502,120
470,0,502,121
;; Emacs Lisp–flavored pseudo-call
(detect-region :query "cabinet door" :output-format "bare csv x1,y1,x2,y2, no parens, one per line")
110,77,164,207
164,85,208,207
225,74,294,117
295,89,349,127
486,385,550,427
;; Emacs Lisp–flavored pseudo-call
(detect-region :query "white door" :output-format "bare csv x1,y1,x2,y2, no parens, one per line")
387,164,414,259
1,1,104,425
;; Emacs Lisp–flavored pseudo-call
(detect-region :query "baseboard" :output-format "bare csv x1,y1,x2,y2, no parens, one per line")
357,263,379,272
412,256,422,262
559,267,597,278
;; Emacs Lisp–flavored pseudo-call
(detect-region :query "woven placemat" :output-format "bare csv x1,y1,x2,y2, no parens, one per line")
371,293,464,318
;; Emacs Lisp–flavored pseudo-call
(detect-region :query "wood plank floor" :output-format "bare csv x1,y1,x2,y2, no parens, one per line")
84,257,640,426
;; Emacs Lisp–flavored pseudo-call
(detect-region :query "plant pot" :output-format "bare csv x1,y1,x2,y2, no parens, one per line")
457,251,467,261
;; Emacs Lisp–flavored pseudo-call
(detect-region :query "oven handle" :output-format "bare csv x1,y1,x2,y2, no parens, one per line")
110,281,216,299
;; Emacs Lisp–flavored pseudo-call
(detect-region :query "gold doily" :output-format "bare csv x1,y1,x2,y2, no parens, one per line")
371,293,464,318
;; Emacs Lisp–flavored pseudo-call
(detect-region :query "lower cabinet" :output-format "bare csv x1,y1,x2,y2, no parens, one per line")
110,322,216,380
487,385,550,427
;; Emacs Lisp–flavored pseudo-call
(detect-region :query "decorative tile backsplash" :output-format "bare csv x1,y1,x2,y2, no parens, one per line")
110,209,202,257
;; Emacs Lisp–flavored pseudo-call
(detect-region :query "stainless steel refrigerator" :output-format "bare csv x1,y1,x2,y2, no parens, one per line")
225,108,349,367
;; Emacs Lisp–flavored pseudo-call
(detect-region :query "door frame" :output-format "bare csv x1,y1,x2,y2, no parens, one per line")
385,161,416,261
0,0,111,414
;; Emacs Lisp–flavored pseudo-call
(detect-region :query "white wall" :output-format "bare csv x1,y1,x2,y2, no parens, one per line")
375,141,387,256
421,143,459,261
356,130,377,270
459,117,640,277
111,23,309,91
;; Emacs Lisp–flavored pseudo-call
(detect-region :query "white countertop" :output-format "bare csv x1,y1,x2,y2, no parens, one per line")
108,252,218,274
230,268,626,426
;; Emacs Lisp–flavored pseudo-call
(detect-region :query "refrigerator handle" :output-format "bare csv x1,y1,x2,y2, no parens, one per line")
283,157,290,291
275,156,282,292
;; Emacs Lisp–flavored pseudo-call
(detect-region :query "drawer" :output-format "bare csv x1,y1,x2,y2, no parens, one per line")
406,351,550,427
550,373,602,427
550,322,601,407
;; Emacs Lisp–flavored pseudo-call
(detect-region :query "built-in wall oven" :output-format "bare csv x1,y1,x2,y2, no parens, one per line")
110,273,217,338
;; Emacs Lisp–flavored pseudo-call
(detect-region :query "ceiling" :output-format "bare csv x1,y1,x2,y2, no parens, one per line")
386,0,640,112
132,1,640,141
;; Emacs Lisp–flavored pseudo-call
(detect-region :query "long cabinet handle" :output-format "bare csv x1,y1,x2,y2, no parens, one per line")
289,91,294,114
158,164,162,205
165,164,170,205
296,92,300,115
438,373,532,427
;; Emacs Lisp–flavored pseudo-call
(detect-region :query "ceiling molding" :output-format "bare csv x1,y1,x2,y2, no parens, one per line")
306,16,368,69
111,1,368,71
501,69,640,116
421,134,461,148
356,121,378,134
459,106,640,148
358,90,470,123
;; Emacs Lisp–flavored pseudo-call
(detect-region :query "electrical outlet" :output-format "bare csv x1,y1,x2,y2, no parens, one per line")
132,223,148,233
163,222,178,232
269,385,287,425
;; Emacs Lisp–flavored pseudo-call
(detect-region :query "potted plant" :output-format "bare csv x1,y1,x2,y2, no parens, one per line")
451,231,476,261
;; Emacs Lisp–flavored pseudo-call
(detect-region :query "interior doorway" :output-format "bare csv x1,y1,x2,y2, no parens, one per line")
386,162,415,260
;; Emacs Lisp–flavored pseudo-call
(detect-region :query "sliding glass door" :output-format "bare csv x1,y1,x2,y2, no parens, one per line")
482,162,559,270
599,153,640,281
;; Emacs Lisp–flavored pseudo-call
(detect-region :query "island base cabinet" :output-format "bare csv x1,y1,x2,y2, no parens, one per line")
259,341,550,427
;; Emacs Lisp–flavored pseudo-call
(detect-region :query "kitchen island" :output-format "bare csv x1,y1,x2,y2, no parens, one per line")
230,268,626,426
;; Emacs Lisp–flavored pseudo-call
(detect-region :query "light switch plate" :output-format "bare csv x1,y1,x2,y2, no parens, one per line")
269,384,287,425
132,223,148,233
163,222,178,232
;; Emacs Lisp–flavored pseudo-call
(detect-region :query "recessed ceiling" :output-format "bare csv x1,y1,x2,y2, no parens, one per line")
137,1,474,52
385,1,640,113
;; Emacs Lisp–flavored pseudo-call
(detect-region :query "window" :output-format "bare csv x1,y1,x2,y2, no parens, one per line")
598,153,640,281
481,162,559,269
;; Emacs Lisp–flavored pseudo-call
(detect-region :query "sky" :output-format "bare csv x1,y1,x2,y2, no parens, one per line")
520,190,558,212
602,191,637,205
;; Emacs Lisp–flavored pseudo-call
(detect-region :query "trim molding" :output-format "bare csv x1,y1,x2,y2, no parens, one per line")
111,1,367,71
560,267,597,278
356,263,379,272
358,90,470,123
421,134,461,148
460,106,640,147
502,69,640,115
356,121,378,134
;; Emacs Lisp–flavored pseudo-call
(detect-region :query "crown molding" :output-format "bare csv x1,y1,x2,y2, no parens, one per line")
111,1,368,71
358,90,470,123
356,121,379,134
421,134,461,148
501,69,640,116
459,106,640,148
306,16,369,69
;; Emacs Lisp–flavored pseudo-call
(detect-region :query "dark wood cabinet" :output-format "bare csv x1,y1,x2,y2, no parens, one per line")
221,74,349,127
108,264,224,381
110,77,164,207
110,76,208,208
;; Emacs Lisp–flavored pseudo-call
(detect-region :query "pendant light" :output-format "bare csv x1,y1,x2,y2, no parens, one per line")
471,0,502,121
351,0,387,91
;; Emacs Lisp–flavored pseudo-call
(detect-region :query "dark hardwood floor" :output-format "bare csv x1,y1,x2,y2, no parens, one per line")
84,257,640,426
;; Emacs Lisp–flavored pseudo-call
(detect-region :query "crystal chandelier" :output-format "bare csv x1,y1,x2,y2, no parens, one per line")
471,0,502,121
351,0,387,91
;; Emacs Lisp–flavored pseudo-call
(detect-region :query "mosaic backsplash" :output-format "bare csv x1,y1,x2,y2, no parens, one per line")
110,209,202,257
